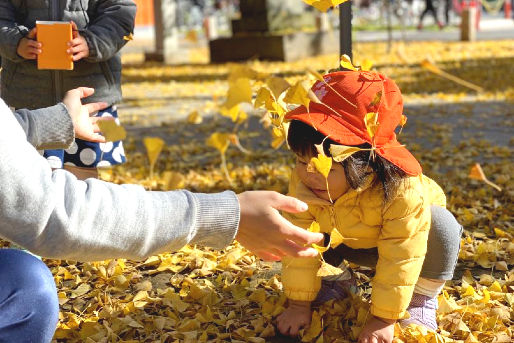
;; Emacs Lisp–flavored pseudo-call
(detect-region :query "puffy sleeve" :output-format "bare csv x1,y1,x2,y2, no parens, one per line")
281,170,321,302
371,178,431,319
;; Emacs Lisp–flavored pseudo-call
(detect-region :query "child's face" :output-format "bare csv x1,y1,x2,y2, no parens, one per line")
295,154,350,202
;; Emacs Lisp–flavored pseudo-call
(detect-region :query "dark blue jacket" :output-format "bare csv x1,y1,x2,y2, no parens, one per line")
0,0,136,109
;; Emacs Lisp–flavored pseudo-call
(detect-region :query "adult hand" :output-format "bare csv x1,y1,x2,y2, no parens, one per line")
67,21,90,61
62,87,111,143
358,316,395,343
17,28,41,59
236,191,324,261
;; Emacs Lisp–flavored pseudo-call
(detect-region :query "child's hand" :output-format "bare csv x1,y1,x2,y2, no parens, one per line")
67,21,90,61
358,316,395,343
17,28,41,59
277,300,312,336
62,87,111,143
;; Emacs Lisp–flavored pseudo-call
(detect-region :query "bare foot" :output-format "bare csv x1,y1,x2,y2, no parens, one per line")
277,300,312,336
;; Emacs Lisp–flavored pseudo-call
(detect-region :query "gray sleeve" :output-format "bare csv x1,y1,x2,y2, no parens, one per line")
0,101,240,261
0,0,29,62
13,103,75,150
82,0,136,62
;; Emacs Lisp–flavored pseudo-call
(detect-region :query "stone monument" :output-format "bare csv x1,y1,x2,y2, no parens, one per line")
209,0,339,62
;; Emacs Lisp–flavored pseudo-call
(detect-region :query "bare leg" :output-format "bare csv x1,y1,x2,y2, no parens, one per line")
277,300,312,336
63,165,99,180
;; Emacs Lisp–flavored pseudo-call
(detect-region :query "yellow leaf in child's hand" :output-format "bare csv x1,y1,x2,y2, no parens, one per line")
223,77,252,109
187,110,202,124
308,89,322,104
123,33,133,41
340,54,358,71
271,127,285,149
330,144,363,162
266,77,290,99
329,228,344,247
97,120,126,142
306,67,325,82
312,243,329,253
360,59,373,71
310,153,332,178
308,221,321,233
206,132,231,154
143,137,165,169
284,80,311,109
364,112,380,140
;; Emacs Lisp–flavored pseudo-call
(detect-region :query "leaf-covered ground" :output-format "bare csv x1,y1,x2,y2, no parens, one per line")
5,40,514,342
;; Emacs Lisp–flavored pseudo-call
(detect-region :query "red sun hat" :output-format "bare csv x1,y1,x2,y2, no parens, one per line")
285,70,422,176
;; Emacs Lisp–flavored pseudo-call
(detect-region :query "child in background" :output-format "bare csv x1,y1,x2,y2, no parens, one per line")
277,71,462,343
0,0,136,179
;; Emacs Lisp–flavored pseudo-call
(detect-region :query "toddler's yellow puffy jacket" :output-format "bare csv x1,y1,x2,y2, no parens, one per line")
282,171,446,320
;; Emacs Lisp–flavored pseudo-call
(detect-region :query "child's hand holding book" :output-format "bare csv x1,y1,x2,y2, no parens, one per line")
16,28,41,60
67,21,90,61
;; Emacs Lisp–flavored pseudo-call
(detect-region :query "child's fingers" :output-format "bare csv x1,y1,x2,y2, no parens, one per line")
26,27,37,39
83,133,106,143
72,51,88,61
90,117,114,131
25,47,41,56
26,40,42,49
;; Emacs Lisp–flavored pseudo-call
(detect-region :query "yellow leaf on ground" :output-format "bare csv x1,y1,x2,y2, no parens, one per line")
187,110,203,124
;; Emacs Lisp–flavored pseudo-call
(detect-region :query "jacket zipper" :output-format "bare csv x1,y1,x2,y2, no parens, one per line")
50,0,63,105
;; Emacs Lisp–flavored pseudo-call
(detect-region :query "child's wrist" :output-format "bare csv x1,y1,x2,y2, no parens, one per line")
373,315,396,325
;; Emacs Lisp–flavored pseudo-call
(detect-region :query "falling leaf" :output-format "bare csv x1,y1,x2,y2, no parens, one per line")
284,80,311,109
223,77,252,109
123,33,133,41
364,112,380,140
310,153,332,179
143,137,164,173
254,87,275,110
303,0,349,12
420,58,483,92
97,120,127,142
330,144,364,162
360,59,373,71
340,54,359,71
469,163,502,191
306,67,325,82
187,110,203,124
266,77,290,99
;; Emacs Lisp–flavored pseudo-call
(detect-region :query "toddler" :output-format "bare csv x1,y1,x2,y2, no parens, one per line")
277,71,462,343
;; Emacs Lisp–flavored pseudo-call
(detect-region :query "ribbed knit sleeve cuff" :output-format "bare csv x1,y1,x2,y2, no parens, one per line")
192,191,240,249
3,26,29,62
32,103,75,150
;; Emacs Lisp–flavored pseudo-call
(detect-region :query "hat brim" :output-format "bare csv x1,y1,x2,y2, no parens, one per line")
285,108,422,176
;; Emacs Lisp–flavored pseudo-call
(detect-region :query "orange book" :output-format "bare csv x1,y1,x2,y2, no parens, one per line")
36,21,73,70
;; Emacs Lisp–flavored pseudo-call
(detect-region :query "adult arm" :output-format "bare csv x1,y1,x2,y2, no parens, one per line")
82,0,136,62
13,104,75,150
0,99,240,261
0,0,29,62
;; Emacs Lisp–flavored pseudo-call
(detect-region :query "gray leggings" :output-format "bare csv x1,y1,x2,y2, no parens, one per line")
323,206,463,280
